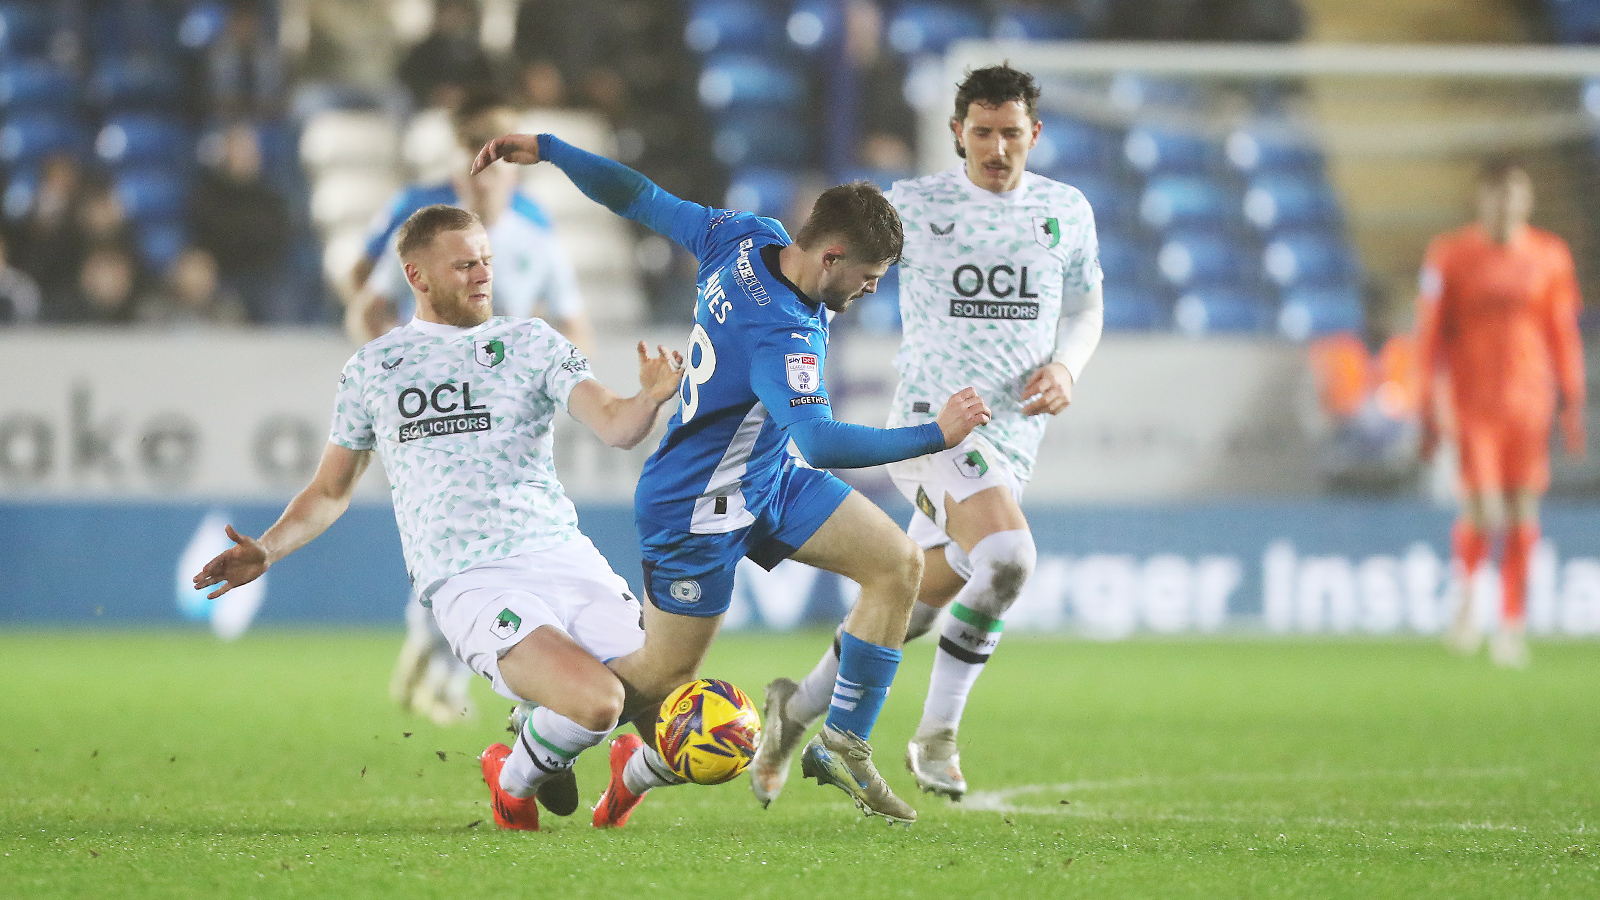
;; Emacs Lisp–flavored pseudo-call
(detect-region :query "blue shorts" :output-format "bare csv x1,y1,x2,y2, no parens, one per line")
639,465,852,618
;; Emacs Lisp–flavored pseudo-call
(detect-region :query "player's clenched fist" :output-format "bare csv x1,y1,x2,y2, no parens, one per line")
637,341,686,404
936,386,992,448
471,134,542,174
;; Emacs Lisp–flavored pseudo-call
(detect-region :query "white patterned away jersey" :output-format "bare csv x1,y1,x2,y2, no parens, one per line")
328,317,594,596
885,168,1102,481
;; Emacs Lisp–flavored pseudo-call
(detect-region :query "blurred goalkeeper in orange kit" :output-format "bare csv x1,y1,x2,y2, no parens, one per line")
1415,158,1587,668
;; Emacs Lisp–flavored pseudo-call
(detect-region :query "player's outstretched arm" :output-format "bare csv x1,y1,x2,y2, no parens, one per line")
191,443,372,599
567,342,685,449
472,133,713,253
779,388,991,469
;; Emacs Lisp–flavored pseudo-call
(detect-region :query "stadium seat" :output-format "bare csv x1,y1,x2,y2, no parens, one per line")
1102,282,1169,331
1263,231,1359,289
1057,172,1135,227
1124,126,1216,175
1108,73,1202,113
1140,175,1237,230
1032,118,1117,175
90,56,184,109
84,2,182,57
725,167,799,219
712,112,810,167
0,3,54,58
1225,124,1323,174
136,221,188,272
697,55,806,111
0,61,77,110
310,170,400,230
96,114,193,170
991,5,1089,41
1547,0,1600,43
855,267,902,334
685,0,788,54
1279,285,1365,340
0,113,89,166
1096,230,1155,287
115,169,188,223
299,111,400,172
1173,289,1274,336
1244,173,1341,231
178,1,230,50
787,0,844,52
886,2,988,56
1157,231,1253,288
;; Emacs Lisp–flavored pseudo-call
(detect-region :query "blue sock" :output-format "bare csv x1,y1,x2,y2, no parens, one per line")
824,632,902,740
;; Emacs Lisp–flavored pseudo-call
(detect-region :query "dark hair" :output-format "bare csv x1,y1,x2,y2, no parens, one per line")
1478,155,1528,186
794,181,903,264
396,204,480,259
451,91,515,145
951,64,1040,159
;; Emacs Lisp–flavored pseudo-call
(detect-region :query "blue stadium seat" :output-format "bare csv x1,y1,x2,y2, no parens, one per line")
697,55,805,111
1096,230,1155,287
1108,74,1202,112
0,60,77,110
0,2,54,58
991,5,1089,40
1123,126,1216,175
96,114,193,169
713,112,809,167
787,0,843,52
1140,175,1237,230
1547,0,1600,43
84,3,182,57
1244,173,1341,231
886,2,987,55
0,113,89,166
855,266,902,334
685,0,788,54
1263,231,1358,289
725,167,799,219
1278,285,1365,340
1059,172,1135,227
1157,231,1253,288
179,1,230,50
1225,124,1323,174
1174,289,1274,336
115,169,188,222
2,165,35,219
1102,282,1169,331
90,56,184,109
1032,118,1117,174
137,221,189,272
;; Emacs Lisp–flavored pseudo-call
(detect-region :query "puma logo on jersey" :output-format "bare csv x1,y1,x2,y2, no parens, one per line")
790,332,811,345
381,357,404,370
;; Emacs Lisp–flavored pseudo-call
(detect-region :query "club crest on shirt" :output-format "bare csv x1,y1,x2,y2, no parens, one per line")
785,353,819,394
475,339,506,368
490,607,521,640
955,450,989,479
1033,216,1061,249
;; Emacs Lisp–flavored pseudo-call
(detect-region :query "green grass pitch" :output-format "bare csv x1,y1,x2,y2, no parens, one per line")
2,630,1596,899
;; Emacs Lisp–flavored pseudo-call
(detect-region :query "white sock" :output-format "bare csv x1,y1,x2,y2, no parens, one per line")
500,706,613,798
788,634,841,726
920,530,1035,734
622,742,685,795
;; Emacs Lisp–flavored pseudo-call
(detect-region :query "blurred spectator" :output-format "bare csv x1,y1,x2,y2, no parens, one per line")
60,245,145,324
206,0,288,119
137,248,248,326
78,181,135,249
0,234,42,325
188,122,292,322
7,154,88,306
397,0,498,112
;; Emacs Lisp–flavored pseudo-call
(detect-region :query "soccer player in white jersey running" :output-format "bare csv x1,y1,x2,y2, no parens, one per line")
192,204,685,831
752,64,1105,804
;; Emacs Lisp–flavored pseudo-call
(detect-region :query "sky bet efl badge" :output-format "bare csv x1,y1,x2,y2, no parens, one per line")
1034,216,1061,249
786,353,819,393
474,339,505,368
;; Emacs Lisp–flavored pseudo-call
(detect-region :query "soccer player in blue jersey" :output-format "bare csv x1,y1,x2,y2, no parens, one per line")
473,133,993,825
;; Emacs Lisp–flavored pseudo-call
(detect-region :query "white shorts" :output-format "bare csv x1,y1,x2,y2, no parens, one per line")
426,535,645,703
886,431,1025,553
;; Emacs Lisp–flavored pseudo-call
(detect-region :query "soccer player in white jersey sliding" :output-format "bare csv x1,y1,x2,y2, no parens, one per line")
752,64,1105,804
192,204,685,831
